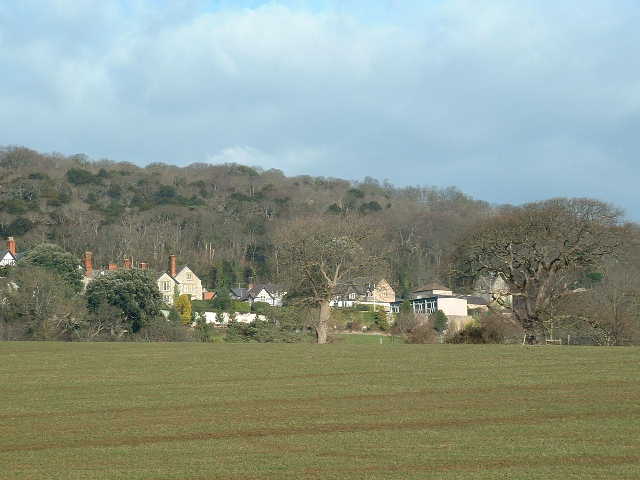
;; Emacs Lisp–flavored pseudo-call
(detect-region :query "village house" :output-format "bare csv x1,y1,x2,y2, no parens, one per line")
330,279,396,311
156,255,203,305
231,284,286,307
391,283,488,330
82,252,204,305
0,237,23,267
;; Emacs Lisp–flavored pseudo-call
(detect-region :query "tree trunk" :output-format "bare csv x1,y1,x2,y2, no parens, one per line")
512,296,540,344
316,299,331,344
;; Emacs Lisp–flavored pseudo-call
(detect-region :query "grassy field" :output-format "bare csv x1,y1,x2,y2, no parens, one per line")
1,343,639,479
332,333,405,344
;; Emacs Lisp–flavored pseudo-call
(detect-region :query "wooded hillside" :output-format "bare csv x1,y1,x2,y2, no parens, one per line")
0,146,492,294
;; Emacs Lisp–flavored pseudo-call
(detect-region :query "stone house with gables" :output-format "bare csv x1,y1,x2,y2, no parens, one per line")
156,255,203,305
82,251,204,306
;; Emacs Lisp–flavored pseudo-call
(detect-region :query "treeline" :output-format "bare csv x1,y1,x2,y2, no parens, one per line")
0,146,491,294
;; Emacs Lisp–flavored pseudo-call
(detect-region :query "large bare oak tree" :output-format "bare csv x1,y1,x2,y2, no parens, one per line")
452,198,623,342
274,214,384,344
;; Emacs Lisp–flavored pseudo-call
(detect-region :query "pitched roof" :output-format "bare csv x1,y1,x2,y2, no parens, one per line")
412,283,450,293
230,287,249,299
156,271,179,283
1,250,24,261
246,283,284,298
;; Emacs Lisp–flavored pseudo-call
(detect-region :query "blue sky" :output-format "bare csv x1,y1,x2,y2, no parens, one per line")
1,0,639,218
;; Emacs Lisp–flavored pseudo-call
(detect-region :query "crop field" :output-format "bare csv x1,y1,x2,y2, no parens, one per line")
1,343,639,479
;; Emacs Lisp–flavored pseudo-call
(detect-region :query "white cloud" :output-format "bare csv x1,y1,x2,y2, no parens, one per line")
0,0,639,217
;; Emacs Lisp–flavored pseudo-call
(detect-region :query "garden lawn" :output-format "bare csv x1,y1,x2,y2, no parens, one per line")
1,342,639,479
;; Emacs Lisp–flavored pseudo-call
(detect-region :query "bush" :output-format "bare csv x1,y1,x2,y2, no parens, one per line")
445,312,519,344
251,301,271,315
232,301,251,313
175,294,192,325
134,317,193,342
406,323,439,344
446,321,485,344
86,269,163,333
20,243,83,292
373,309,390,331
431,310,448,334
224,319,310,343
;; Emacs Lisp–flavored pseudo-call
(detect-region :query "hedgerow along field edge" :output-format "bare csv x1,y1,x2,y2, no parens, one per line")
1,343,639,479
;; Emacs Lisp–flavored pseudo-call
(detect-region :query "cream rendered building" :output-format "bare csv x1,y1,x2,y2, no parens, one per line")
157,255,203,305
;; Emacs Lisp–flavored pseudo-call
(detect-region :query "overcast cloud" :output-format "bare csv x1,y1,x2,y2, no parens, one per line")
1,0,639,217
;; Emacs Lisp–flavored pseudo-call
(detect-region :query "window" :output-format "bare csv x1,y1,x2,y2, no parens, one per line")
163,295,171,303
187,273,192,280
163,281,170,291
349,293,356,300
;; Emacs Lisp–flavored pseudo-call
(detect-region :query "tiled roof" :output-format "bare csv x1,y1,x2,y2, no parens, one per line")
246,283,284,298
412,283,450,292
1,251,24,260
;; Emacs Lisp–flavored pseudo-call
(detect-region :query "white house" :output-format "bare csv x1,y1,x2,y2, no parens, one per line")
231,284,286,307
0,237,22,267
391,284,468,317
330,279,396,311
157,255,203,305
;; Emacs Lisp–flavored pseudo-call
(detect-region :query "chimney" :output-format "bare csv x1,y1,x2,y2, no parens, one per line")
7,237,16,256
168,254,177,277
83,251,93,277
139,262,148,270
108,263,118,271
123,258,132,269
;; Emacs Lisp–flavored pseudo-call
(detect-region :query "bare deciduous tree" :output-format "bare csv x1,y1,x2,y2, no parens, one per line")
274,214,385,344
452,198,623,342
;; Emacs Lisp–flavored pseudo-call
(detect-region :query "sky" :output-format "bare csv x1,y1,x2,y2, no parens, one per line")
1,0,639,218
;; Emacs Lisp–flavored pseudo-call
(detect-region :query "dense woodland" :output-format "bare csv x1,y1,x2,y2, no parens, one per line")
2,146,640,345
0,146,492,295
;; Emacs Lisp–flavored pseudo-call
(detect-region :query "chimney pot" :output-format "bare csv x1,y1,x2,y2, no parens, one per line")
108,263,118,271
7,237,16,256
83,251,93,276
139,262,148,270
169,255,177,277
123,258,132,269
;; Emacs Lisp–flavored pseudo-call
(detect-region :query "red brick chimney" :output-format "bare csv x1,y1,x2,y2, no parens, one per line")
83,251,93,277
123,258,132,269
168,254,177,277
7,237,16,256
108,263,118,271
139,262,148,270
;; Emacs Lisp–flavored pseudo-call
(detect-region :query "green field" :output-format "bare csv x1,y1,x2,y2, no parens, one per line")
1,343,639,479
332,333,405,344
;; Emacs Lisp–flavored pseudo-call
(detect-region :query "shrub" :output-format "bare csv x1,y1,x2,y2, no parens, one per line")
407,323,439,344
224,319,311,343
373,309,390,331
175,294,192,325
86,269,163,333
431,310,448,334
20,243,83,292
251,301,271,315
445,313,519,344
232,301,251,313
